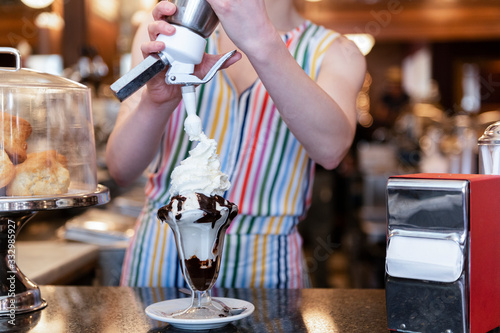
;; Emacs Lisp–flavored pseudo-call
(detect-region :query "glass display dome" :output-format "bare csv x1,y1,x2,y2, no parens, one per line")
0,48,97,197
0,47,109,317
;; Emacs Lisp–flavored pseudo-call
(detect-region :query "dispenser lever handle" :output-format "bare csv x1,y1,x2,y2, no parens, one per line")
110,53,169,102
166,50,236,85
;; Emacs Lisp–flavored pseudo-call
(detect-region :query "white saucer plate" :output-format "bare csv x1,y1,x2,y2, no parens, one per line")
145,297,255,330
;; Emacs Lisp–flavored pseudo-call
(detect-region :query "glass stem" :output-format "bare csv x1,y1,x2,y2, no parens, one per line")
192,290,204,308
190,289,213,309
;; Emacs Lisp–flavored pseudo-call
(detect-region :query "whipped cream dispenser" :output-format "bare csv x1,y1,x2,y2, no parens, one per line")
385,173,500,333
111,0,234,109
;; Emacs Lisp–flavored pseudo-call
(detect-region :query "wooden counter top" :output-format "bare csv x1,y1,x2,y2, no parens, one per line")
16,241,99,285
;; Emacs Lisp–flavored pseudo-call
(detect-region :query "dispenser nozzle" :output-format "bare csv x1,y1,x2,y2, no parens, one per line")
182,85,203,139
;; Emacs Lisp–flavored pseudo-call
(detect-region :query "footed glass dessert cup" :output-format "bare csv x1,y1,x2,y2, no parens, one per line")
157,197,237,319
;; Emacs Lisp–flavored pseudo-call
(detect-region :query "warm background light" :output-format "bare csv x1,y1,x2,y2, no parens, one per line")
35,12,64,30
20,0,55,9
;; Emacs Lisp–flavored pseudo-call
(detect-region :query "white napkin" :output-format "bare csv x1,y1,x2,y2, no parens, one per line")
386,236,464,283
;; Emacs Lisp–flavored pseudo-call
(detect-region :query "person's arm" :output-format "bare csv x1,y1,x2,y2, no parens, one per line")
106,2,241,187
255,36,366,169
105,16,181,187
207,0,366,170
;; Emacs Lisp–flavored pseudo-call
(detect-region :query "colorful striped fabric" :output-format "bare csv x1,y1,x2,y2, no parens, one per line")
121,21,340,288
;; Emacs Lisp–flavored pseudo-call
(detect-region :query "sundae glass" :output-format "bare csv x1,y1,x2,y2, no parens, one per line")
158,192,237,318
154,58,240,318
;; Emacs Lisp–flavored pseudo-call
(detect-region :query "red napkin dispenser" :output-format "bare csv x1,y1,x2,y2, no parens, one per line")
385,173,500,333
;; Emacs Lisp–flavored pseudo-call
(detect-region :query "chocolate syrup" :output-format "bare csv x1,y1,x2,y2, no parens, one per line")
158,195,187,221
195,193,238,227
184,255,221,291
159,193,238,228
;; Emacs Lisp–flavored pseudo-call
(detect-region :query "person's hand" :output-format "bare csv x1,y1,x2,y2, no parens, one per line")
205,0,276,54
141,1,241,106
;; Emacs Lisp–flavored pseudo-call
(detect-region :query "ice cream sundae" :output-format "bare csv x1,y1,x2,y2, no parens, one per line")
157,103,238,318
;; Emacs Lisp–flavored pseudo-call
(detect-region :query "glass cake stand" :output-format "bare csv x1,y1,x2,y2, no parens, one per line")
0,185,110,316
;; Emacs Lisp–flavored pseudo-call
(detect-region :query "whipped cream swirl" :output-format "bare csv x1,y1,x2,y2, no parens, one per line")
169,133,230,198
